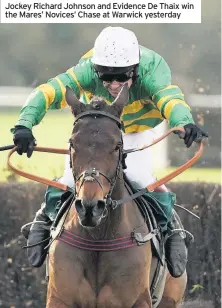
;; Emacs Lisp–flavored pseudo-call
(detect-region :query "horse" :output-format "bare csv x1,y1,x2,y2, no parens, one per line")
46,85,187,308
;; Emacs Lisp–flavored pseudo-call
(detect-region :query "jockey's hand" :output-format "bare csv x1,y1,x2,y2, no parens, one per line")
182,123,208,148
13,125,36,158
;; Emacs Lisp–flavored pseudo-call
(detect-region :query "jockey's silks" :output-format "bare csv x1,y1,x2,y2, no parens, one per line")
13,46,194,134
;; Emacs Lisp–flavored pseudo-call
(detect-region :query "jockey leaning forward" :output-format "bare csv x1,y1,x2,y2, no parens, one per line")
12,26,208,278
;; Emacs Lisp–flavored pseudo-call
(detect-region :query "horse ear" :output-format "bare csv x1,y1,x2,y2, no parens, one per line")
110,84,129,117
65,86,85,116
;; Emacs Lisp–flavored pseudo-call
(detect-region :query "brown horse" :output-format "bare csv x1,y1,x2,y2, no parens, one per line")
46,85,187,308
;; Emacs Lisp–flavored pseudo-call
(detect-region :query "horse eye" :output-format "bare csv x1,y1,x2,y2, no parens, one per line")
69,139,74,148
115,142,122,151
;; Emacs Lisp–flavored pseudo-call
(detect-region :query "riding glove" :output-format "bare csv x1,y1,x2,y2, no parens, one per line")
182,123,208,148
13,125,36,158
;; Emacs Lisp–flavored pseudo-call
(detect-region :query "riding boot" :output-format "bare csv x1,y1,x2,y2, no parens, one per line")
21,202,52,267
165,210,190,278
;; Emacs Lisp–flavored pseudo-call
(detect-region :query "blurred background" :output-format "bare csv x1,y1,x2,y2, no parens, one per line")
0,0,221,307
0,2,221,182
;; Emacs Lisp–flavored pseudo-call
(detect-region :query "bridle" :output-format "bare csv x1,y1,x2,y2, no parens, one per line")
69,110,124,208
6,118,203,251
6,121,204,212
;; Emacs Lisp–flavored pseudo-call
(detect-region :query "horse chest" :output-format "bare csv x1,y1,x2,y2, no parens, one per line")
91,246,151,299
48,241,151,307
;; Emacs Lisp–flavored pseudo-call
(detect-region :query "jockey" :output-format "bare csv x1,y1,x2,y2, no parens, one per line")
12,26,208,278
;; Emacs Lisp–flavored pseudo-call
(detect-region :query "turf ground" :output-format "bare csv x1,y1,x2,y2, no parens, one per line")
0,108,221,183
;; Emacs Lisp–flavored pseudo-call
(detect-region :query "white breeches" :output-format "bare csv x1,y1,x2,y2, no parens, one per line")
60,129,157,188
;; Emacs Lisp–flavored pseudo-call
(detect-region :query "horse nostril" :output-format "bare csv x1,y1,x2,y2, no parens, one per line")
97,200,106,210
75,199,106,218
75,199,86,215
93,200,106,216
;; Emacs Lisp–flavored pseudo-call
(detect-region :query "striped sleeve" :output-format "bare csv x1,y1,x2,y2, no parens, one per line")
142,56,194,127
14,71,81,130
14,58,95,130
152,86,194,127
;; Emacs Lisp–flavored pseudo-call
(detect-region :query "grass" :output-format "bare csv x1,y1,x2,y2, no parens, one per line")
1,108,221,184
154,167,221,183
1,108,73,182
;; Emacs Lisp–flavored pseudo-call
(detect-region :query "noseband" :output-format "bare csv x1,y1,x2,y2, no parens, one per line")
69,110,124,207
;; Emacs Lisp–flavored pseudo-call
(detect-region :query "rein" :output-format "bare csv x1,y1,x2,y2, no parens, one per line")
6,127,204,198
5,123,204,252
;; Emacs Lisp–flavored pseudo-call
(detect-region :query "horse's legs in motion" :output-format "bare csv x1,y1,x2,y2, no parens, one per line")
46,299,70,308
131,289,152,308
157,271,187,308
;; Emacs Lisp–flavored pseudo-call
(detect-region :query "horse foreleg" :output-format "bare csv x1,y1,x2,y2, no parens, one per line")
46,285,70,308
46,296,72,308
131,289,152,308
157,271,187,308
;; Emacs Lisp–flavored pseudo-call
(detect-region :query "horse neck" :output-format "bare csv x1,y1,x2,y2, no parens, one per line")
65,170,136,239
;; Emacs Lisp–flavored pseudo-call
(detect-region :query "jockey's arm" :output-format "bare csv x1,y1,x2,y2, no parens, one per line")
142,55,195,127
12,58,94,131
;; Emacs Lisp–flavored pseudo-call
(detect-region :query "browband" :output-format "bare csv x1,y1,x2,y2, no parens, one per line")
74,110,122,128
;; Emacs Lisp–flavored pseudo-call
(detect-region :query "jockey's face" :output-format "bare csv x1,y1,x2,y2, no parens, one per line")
103,79,133,98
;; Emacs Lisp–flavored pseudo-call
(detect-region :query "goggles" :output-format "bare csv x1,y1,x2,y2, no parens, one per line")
97,70,134,83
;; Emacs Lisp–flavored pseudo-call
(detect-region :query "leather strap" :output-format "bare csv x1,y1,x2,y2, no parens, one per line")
7,127,204,191
7,147,71,191
74,110,122,128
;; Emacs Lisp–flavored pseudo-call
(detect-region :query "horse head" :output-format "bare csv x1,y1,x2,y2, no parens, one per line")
65,85,129,227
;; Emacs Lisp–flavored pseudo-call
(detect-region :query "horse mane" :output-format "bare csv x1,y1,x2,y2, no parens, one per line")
89,96,109,111
89,96,121,119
